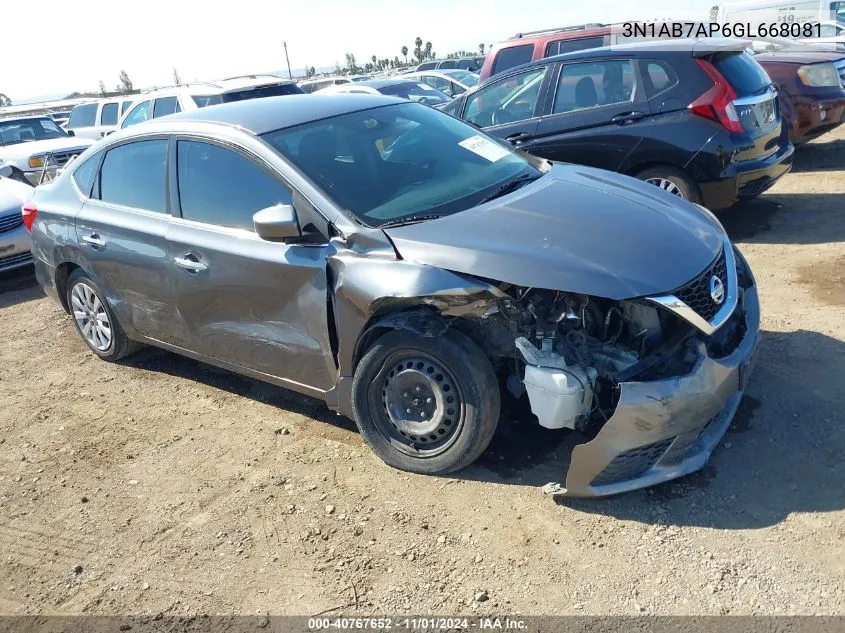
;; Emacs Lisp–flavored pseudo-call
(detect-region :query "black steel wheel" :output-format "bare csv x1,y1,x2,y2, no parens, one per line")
351,329,500,474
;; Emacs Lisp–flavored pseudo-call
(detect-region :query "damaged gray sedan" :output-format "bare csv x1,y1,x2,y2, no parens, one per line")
28,95,761,496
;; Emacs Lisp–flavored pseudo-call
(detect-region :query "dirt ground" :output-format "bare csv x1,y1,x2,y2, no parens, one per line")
1,127,844,618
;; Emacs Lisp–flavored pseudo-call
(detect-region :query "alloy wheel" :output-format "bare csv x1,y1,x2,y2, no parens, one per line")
71,282,112,351
645,177,684,198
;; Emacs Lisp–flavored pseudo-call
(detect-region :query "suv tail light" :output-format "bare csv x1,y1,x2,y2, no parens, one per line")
688,58,743,134
22,203,37,233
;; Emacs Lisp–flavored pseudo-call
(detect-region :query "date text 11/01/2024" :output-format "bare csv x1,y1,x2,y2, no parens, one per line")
620,21,825,38
308,617,527,630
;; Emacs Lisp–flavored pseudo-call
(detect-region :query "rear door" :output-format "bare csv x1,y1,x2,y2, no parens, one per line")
74,137,175,340
459,66,551,147
166,137,336,390
529,58,651,171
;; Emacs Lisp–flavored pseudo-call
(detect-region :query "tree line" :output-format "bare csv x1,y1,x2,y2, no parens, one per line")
326,38,492,76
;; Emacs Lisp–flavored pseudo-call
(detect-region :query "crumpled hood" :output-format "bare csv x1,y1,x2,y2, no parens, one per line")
0,136,93,161
0,177,33,215
383,164,726,300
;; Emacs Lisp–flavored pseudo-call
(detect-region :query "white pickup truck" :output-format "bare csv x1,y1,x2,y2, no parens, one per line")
0,114,93,186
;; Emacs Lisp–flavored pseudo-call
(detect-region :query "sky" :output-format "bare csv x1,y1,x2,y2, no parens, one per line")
1,0,715,103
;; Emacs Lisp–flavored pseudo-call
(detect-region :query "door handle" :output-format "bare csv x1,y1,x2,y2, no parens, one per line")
82,233,106,248
505,132,531,144
611,111,646,125
174,254,208,273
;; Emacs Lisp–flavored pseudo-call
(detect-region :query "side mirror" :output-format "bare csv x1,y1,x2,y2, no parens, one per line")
253,204,301,241
0,164,12,178
66,130,75,137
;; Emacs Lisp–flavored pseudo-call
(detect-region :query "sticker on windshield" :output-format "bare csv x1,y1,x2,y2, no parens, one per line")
458,135,510,162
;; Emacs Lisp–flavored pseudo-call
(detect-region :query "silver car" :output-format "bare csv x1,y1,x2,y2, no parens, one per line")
27,95,760,497
0,167,34,271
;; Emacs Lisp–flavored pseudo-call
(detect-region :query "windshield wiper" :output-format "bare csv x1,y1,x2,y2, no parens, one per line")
478,173,540,204
379,214,445,229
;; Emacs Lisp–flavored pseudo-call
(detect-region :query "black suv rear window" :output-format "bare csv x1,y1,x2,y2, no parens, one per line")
492,45,533,76
546,37,605,57
710,51,771,97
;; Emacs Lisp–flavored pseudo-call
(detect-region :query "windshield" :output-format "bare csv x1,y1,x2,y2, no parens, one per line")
379,82,451,105
0,117,67,146
443,70,479,86
262,102,540,227
192,94,224,107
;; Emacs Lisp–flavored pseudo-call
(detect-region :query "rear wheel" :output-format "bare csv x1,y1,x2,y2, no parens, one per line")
351,329,500,474
66,270,142,361
636,166,700,203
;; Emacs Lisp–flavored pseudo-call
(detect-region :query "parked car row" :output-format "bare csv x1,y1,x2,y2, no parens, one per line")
18,91,764,496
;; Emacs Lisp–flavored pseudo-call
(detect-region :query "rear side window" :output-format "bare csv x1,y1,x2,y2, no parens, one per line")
176,140,292,231
417,61,438,71
545,37,605,57
100,103,119,126
98,140,168,212
643,60,678,96
221,83,304,102
192,94,224,107
153,96,180,117
710,52,771,97
67,103,97,129
71,152,100,197
553,60,634,114
491,45,534,76
439,60,458,69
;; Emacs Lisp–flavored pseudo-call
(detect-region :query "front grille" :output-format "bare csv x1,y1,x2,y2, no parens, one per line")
47,149,84,167
0,213,23,234
673,249,727,323
590,438,674,486
0,251,32,269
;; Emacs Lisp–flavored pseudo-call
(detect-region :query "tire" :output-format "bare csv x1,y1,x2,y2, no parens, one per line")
66,269,143,361
351,329,500,475
636,166,701,204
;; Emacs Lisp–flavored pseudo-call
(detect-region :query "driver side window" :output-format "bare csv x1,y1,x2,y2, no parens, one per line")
121,101,151,129
464,68,546,128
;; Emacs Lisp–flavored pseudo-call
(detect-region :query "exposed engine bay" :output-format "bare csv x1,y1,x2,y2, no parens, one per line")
464,285,743,437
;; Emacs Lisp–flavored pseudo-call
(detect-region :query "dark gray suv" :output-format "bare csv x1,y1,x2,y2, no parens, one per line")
27,95,761,497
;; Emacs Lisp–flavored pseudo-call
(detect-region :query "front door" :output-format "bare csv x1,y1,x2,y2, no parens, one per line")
531,58,651,171
461,66,550,149
74,137,176,340
166,138,336,392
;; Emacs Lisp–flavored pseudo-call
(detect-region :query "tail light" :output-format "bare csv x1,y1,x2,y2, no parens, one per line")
22,202,37,233
689,58,743,134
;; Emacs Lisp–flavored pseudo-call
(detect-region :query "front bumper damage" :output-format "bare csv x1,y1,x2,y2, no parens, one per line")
557,281,761,498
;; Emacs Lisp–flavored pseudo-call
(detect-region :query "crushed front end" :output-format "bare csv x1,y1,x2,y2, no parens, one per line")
479,236,760,497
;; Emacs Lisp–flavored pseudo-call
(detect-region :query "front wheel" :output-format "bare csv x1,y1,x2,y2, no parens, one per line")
636,166,700,203
351,329,500,474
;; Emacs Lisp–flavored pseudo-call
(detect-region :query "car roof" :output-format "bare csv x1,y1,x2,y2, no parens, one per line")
0,114,53,122
511,37,748,69
163,93,403,133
